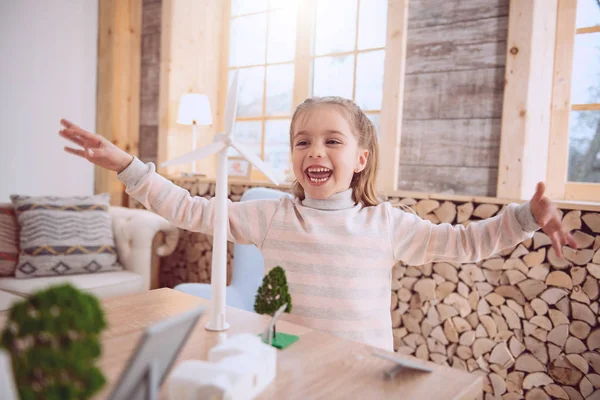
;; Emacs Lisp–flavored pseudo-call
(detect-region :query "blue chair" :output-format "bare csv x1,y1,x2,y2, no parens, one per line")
174,187,290,311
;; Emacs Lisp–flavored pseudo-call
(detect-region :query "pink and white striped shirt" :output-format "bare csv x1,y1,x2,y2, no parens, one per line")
118,158,539,350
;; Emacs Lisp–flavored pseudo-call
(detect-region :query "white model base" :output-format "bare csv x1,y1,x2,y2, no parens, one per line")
205,321,230,331
167,334,277,400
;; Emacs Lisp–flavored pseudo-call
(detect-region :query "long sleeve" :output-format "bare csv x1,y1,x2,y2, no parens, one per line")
116,158,281,248
387,202,540,266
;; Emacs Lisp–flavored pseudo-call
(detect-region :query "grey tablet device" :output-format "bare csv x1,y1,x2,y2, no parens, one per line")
108,306,206,400
372,349,434,373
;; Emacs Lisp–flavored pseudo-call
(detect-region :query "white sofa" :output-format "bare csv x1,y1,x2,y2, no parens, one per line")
0,206,179,310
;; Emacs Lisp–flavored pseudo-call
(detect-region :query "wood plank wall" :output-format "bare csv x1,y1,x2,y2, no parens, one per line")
96,0,142,206
398,0,509,196
139,0,162,166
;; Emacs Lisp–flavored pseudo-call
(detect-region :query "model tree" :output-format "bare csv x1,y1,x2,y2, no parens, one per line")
0,284,107,400
254,266,292,338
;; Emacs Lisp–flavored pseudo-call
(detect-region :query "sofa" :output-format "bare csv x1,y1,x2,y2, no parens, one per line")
0,205,180,311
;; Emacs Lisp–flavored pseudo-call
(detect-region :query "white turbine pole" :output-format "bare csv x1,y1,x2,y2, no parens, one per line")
205,71,239,331
206,143,230,331
161,71,279,332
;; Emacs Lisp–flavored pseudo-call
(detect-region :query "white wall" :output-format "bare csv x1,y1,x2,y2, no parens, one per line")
0,0,98,202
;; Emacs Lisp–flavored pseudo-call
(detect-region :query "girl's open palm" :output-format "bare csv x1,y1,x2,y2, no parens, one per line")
530,182,578,258
59,119,133,172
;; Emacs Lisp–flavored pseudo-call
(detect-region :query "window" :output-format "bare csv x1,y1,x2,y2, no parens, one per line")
226,0,298,181
311,0,387,135
548,0,600,201
223,0,388,182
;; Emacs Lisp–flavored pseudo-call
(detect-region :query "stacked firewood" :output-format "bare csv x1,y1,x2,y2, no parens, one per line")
130,179,239,288
388,197,600,400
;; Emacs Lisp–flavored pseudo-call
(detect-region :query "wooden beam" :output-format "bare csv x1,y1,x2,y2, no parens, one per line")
96,0,142,206
546,0,577,199
572,104,600,111
576,26,600,34
378,0,409,193
292,0,317,109
217,0,231,136
565,182,600,201
158,0,224,178
496,0,558,200
157,0,172,176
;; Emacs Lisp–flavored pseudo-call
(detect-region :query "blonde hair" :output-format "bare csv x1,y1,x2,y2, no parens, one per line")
289,96,381,207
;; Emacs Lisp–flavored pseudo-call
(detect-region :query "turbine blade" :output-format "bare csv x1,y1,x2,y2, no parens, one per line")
231,141,280,185
224,71,240,136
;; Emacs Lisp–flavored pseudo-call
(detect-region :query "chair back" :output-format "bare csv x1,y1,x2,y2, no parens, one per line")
231,187,291,310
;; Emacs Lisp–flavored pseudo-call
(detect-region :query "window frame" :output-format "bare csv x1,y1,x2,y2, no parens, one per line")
547,0,600,202
217,0,405,188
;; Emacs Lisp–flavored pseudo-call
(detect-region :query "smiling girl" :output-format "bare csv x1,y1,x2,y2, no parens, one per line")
59,96,575,350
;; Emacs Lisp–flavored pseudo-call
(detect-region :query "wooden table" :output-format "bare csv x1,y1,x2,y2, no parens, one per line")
2,288,483,399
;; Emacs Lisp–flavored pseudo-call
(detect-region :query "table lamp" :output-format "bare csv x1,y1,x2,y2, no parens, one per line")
177,93,212,175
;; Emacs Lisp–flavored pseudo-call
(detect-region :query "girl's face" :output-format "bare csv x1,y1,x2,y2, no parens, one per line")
291,104,369,200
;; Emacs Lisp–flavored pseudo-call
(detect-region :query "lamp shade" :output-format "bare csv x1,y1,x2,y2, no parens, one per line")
177,93,213,125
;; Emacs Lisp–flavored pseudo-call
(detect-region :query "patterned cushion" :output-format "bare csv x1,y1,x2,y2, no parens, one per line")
0,205,19,276
10,193,123,278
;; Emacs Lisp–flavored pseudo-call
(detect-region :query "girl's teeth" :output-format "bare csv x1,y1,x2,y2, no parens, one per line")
309,176,328,183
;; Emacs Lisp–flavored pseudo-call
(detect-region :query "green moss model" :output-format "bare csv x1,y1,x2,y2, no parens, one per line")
0,284,107,400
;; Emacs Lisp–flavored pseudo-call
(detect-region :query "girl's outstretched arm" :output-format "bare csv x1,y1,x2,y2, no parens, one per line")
60,119,280,247
388,183,576,266
59,119,134,172
116,158,280,247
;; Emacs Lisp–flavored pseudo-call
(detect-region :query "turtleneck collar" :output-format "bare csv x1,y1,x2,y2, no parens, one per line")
301,188,356,210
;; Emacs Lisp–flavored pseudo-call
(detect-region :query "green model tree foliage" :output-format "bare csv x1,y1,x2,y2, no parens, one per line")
0,284,107,400
254,266,292,326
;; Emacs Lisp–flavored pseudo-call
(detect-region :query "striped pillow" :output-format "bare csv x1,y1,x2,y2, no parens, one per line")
10,193,123,278
0,205,19,276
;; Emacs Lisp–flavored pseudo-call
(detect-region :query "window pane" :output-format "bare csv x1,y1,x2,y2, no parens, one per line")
366,113,380,139
266,64,295,116
265,119,292,180
358,0,387,50
312,55,354,99
265,119,291,145
229,121,262,157
355,50,385,110
576,0,600,29
231,0,268,17
314,0,358,56
230,67,265,117
570,32,600,104
568,110,600,183
229,14,267,67
267,9,297,63
269,0,298,11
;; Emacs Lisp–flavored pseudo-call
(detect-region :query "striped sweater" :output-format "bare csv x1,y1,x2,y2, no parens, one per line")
118,158,540,350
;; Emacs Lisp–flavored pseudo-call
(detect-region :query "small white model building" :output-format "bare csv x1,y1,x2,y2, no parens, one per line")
168,333,277,400
0,349,18,400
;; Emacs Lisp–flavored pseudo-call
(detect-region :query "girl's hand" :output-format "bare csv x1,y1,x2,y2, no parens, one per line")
59,119,133,173
530,182,578,258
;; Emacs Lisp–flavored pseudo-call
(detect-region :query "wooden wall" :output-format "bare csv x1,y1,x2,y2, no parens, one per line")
139,0,162,166
398,0,509,196
96,0,142,206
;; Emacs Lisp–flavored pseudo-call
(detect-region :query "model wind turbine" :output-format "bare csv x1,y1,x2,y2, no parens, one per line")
162,71,280,331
